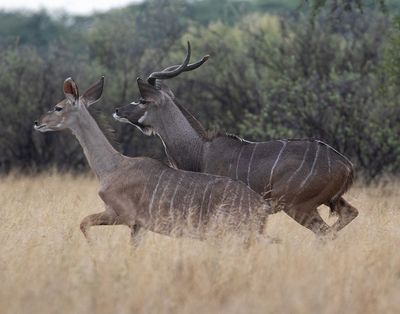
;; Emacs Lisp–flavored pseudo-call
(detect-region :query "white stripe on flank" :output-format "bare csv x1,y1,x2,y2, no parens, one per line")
183,180,194,209
148,169,167,220
206,180,216,216
199,181,212,225
268,140,287,189
247,143,258,186
227,149,237,176
200,182,212,212
140,168,157,203
247,189,252,216
156,172,172,214
300,144,320,188
221,181,230,204
170,173,184,213
327,145,331,176
235,146,245,180
188,182,198,212
230,183,240,212
287,142,310,185
316,140,353,167
337,160,351,173
238,189,244,215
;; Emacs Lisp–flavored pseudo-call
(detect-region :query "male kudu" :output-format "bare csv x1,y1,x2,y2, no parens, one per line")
34,77,277,242
114,43,359,238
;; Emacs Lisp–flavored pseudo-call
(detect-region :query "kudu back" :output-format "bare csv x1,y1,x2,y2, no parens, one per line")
114,42,359,238
34,76,276,242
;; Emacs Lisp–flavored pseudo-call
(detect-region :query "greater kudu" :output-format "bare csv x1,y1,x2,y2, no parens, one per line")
34,77,277,242
114,43,359,238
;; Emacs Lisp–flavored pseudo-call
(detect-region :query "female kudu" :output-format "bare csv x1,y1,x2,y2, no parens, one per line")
114,42,359,238
34,77,277,242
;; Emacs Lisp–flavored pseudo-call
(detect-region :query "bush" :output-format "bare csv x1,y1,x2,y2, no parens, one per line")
0,1,399,179
172,11,399,178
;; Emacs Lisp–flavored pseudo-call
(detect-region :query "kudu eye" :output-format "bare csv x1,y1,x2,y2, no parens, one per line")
55,106,63,112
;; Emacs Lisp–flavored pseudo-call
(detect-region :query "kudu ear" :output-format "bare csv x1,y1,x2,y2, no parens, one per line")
64,77,79,104
137,77,159,101
82,76,104,107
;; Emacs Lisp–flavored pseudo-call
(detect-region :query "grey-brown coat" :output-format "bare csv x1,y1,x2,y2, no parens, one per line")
114,43,359,237
34,77,276,242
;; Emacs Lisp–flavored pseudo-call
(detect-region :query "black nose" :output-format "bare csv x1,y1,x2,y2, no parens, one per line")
115,109,119,114
34,120,39,126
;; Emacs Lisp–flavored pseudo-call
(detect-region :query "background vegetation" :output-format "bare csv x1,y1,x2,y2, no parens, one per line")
1,0,400,178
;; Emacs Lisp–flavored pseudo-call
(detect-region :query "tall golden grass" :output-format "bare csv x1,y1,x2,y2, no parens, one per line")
0,173,399,314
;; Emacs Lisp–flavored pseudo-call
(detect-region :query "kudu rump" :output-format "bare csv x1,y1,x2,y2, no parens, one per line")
34,77,277,242
114,42,359,237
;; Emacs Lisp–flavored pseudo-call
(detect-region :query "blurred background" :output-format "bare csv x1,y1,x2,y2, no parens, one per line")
0,0,399,179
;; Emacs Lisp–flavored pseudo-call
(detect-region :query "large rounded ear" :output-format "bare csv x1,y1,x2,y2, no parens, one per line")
82,76,104,107
137,77,159,101
64,77,79,104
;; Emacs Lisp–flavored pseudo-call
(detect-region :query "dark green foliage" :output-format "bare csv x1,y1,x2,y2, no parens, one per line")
0,45,92,172
383,15,400,86
173,10,400,178
0,0,399,179
305,0,387,14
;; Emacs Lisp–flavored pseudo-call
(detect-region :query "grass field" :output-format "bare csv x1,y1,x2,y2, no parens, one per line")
0,174,399,314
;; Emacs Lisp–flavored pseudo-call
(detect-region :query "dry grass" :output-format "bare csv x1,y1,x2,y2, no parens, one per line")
0,173,399,314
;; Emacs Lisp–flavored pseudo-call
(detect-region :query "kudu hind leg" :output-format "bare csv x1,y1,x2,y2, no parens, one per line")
284,207,332,237
80,210,118,242
330,197,359,232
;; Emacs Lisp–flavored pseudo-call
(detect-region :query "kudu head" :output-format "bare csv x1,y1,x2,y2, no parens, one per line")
34,77,104,132
113,42,209,137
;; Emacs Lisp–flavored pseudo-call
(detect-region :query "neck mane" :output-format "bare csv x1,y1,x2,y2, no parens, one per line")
175,99,244,142
174,100,208,139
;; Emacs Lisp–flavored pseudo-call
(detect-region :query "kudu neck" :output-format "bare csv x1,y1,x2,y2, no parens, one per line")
155,105,205,172
70,107,123,180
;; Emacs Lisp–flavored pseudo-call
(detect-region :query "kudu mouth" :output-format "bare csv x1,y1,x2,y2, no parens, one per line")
112,112,130,124
113,110,142,126
34,121,48,132
34,120,61,132
113,111,143,128
113,110,155,136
